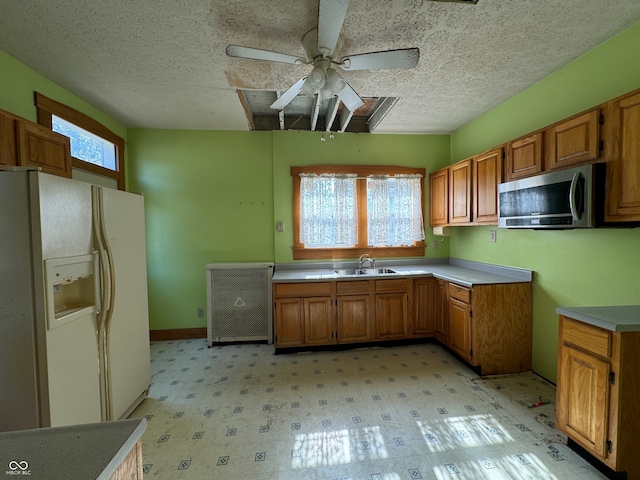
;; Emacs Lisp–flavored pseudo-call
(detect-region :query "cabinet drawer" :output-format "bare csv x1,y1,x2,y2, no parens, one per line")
448,283,471,303
375,279,408,293
274,282,331,297
561,317,611,358
337,280,370,295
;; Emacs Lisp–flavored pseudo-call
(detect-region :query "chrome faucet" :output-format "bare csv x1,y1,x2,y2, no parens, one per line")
358,254,376,269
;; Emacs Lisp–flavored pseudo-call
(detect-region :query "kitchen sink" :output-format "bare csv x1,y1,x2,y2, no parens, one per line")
334,268,396,276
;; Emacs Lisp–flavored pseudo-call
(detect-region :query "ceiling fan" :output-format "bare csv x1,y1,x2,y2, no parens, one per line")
225,0,420,131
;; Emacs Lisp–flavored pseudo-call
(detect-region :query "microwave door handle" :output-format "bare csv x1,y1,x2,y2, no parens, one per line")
569,172,581,221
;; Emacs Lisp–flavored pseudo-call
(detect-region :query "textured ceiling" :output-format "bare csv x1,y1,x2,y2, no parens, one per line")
1,1,640,134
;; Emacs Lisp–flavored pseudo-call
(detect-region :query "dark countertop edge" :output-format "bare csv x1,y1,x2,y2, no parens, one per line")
97,418,147,480
556,306,640,332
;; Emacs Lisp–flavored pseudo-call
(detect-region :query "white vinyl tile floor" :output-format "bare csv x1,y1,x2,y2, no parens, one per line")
130,339,608,480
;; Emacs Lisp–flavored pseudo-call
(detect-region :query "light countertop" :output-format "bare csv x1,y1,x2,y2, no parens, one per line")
0,418,146,479
556,305,640,332
272,258,533,288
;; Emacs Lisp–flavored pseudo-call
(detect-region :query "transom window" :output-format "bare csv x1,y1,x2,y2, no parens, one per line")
292,165,426,260
35,92,125,189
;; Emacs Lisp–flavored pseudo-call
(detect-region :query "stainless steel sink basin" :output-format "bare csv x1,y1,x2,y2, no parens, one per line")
334,268,396,276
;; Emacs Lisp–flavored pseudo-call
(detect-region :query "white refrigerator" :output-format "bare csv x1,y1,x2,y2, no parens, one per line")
0,169,151,432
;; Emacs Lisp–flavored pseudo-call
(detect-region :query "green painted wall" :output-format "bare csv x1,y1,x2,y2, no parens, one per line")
127,129,275,330
449,22,640,382
272,130,451,264
127,129,450,330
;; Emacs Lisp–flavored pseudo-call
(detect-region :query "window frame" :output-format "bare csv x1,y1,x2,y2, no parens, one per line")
35,92,126,190
291,164,426,260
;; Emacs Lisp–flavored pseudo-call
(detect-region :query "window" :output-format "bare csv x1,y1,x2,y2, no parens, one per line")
292,165,426,260
35,93,125,189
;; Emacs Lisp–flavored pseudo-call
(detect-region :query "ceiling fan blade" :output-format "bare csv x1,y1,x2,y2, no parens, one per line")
270,77,307,110
340,48,420,71
337,81,364,112
226,45,306,65
317,0,349,56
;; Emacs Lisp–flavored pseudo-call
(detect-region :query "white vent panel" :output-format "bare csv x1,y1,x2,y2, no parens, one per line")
206,263,273,346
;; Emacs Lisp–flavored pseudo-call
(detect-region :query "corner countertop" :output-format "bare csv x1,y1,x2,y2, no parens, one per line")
272,258,533,288
556,305,640,332
0,418,146,480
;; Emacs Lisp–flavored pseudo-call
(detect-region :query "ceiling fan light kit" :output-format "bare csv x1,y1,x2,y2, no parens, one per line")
226,0,426,132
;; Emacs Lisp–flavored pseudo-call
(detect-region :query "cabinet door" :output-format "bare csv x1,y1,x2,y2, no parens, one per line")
557,344,610,459
505,133,543,181
473,147,502,224
429,168,449,226
337,295,371,343
304,296,334,345
413,277,436,336
274,298,304,346
434,280,448,343
448,297,471,362
16,121,72,178
375,293,408,339
449,159,471,224
0,111,17,169
604,91,640,222
546,109,600,170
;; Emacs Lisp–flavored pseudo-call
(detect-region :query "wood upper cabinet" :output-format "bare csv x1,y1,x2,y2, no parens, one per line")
412,277,436,336
0,110,18,169
556,315,640,479
429,168,449,226
17,120,72,178
472,147,503,224
448,158,471,224
505,132,543,181
545,109,601,171
603,90,640,222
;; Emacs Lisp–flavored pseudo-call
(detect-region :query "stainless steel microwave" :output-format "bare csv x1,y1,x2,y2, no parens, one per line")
498,164,599,229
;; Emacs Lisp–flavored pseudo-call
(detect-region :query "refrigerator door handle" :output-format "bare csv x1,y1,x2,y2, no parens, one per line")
92,185,116,420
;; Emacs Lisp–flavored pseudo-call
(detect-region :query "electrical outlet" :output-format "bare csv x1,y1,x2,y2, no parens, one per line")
489,230,497,243
431,241,438,250
197,307,204,318
276,221,284,233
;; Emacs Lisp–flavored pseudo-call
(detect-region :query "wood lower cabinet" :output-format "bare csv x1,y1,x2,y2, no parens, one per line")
336,280,372,343
448,283,472,362
603,90,640,222
273,282,333,347
412,277,436,336
434,279,448,344
556,315,640,479
374,279,410,340
273,277,532,376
